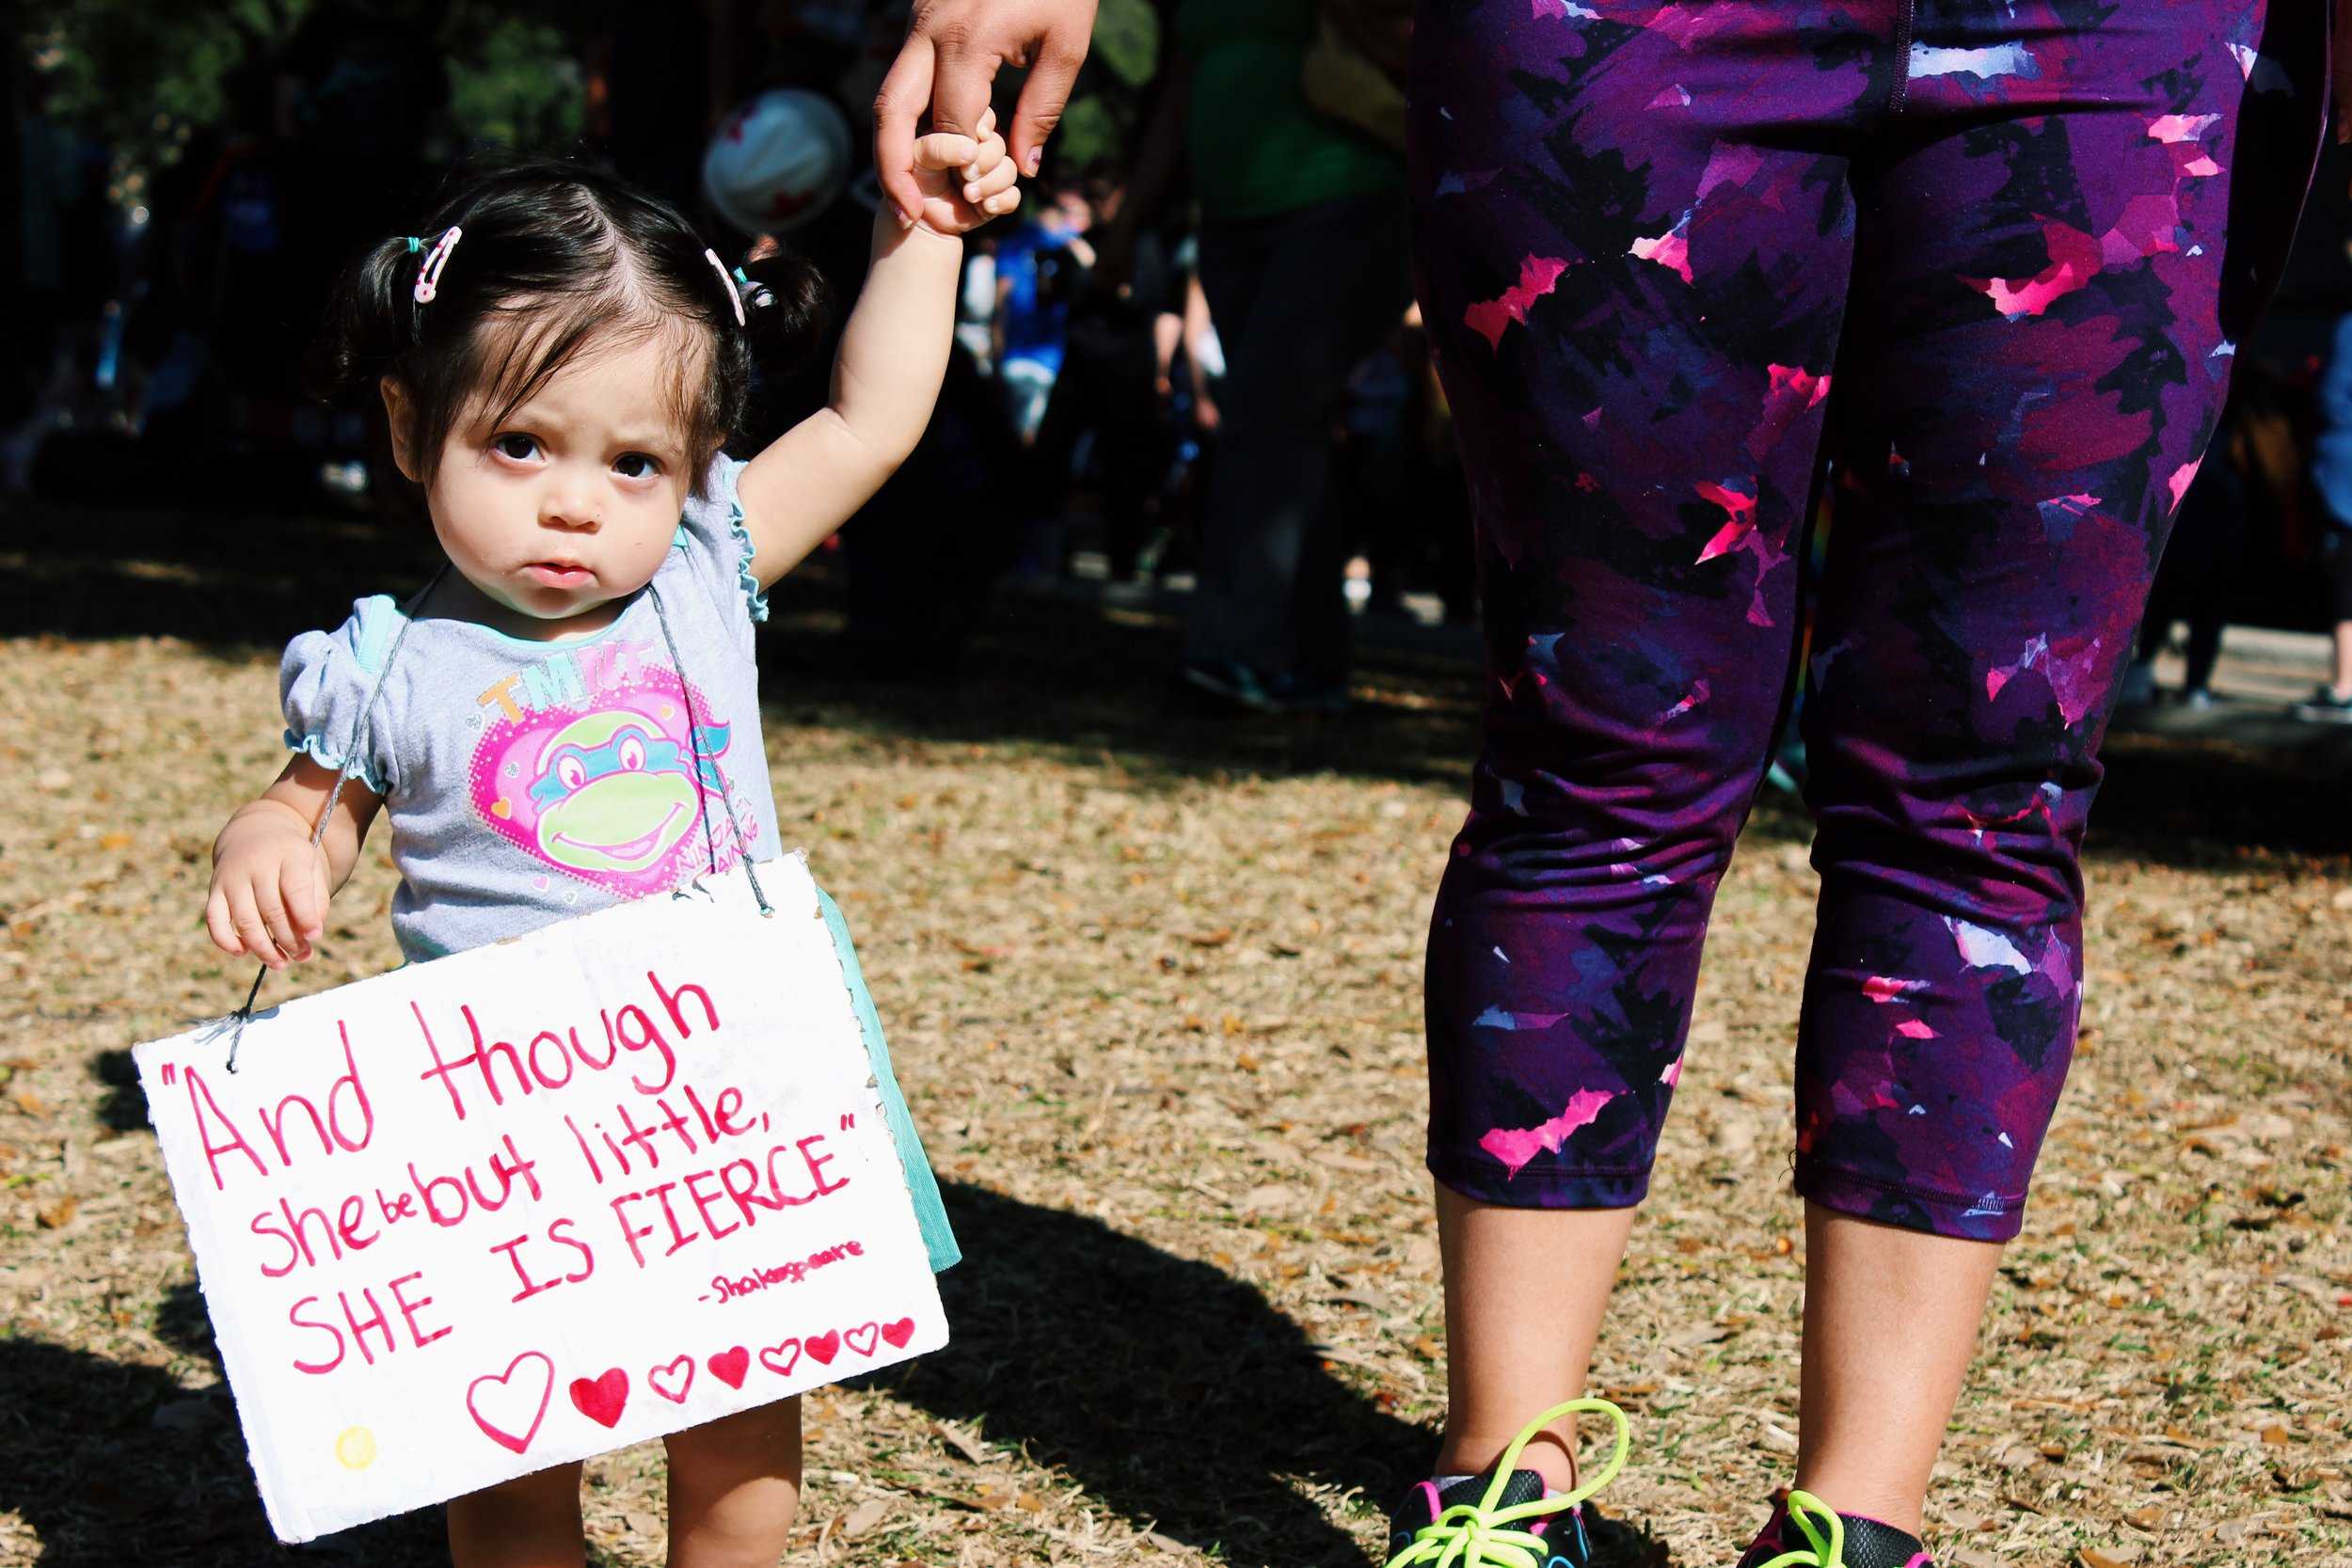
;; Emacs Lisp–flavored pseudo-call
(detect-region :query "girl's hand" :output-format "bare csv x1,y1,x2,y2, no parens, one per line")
206,807,332,970
907,106,1022,236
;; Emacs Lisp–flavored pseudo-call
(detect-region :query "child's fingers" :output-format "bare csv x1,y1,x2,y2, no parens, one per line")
205,888,245,958
962,153,1019,205
980,187,1022,218
254,874,305,966
245,878,297,968
912,132,982,172
225,882,285,969
280,855,324,949
961,125,1009,182
287,850,329,940
956,110,998,176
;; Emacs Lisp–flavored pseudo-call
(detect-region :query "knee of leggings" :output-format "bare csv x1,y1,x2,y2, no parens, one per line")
1802,740,2098,904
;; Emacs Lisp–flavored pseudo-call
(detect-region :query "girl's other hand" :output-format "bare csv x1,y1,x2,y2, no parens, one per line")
206,816,332,970
908,107,1023,236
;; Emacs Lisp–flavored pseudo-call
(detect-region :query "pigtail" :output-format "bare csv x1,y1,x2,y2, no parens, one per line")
732,246,831,383
306,235,423,403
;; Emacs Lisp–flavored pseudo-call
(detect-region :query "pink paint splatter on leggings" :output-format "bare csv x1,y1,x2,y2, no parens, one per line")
1963,220,2100,318
1479,1088,1617,1179
1465,255,1575,351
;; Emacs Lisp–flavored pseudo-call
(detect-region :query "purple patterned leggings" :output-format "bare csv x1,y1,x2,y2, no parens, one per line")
1413,0,2321,1239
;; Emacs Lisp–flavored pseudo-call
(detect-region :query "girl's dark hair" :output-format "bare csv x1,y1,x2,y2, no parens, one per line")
310,154,828,495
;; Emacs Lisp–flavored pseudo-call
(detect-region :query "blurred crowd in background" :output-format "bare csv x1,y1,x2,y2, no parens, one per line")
4,0,2349,721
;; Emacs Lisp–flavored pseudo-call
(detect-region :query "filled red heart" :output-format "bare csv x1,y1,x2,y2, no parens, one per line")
708,1346,750,1388
803,1329,841,1366
881,1317,916,1349
569,1367,629,1428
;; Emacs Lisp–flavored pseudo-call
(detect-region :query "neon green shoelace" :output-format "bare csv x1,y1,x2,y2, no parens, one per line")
1746,1491,1853,1568
1383,1398,1630,1568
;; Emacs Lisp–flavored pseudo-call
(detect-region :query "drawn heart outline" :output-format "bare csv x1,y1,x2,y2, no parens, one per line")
803,1329,841,1366
843,1322,880,1357
649,1354,695,1404
708,1346,750,1388
468,1351,554,1455
756,1338,802,1377
881,1317,916,1349
569,1367,629,1429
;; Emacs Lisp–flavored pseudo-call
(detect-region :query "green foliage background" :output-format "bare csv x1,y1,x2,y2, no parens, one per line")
1050,0,1160,172
18,0,1157,202
20,0,582,194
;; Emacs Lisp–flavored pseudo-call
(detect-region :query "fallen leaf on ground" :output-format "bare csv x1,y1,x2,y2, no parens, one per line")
932,1420,988,1465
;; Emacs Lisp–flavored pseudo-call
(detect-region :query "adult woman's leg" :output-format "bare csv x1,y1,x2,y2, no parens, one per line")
1780,1,2323,1543
1407,0,1879,1495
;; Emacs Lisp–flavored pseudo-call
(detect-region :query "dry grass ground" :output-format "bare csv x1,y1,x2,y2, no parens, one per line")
2,499,2348,1567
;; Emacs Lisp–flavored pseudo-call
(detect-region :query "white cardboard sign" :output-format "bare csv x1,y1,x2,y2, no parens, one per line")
134,857,946,1543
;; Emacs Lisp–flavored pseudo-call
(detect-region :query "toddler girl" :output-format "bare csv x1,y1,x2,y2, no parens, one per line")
201,123,1019,1568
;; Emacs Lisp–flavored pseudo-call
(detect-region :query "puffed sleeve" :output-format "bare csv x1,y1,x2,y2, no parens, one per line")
279,595,404,797
672,451,768,642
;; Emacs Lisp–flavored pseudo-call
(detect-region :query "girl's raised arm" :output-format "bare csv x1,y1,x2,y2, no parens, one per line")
734,117,1019,586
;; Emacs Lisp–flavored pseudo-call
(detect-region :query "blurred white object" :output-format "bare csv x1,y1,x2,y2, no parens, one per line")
1192,321,1226,381
702,88,853,236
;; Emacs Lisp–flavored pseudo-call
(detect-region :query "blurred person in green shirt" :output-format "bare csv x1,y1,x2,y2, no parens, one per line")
1102,0,1412,711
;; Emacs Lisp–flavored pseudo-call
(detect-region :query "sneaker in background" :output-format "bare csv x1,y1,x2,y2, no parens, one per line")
2289,684,2352,723
2113,659,2160,711
1180,659,1349,716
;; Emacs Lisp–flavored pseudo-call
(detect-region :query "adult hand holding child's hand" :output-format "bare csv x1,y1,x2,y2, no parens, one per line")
905,106,1023,236
874,0,1097,222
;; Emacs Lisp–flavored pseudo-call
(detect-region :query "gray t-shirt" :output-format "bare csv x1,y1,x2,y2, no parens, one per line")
283,455,783,964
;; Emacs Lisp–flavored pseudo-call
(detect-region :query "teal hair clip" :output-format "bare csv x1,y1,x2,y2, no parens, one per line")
405,236,423,254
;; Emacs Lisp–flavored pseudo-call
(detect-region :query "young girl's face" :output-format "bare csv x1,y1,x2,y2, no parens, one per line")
389,329,698,631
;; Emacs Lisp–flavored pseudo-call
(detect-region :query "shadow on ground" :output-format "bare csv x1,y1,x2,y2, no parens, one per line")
0,1321,465,1566
0,1270,656,1565
2,1177,1671,1568
863,1181,1673,1567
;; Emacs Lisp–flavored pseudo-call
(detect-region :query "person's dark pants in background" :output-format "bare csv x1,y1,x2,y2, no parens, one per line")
2137,440,2252,693
1185,188,1413,686
1033,310,1162,580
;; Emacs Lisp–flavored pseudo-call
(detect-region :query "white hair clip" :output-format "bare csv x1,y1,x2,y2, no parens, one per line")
413,226,463,305
704,248,746,327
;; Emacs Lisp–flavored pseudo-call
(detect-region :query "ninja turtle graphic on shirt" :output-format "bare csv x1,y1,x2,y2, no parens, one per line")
467,654,758,899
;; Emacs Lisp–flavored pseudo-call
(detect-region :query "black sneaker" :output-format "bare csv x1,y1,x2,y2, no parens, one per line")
2290,684,2352,724
1386,1469,1594,1568
1383,1399,1628,1567
1733,1492,1932,1568
1180,659,1348,715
